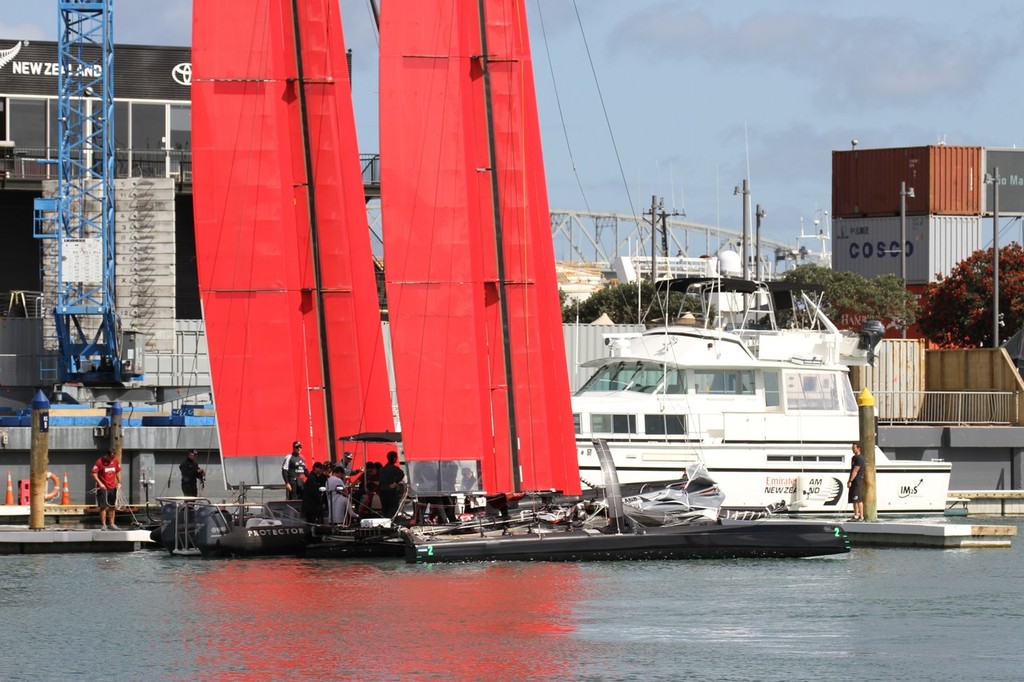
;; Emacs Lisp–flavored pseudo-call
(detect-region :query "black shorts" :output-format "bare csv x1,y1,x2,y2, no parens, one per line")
848,480,864,503
96,488,117,508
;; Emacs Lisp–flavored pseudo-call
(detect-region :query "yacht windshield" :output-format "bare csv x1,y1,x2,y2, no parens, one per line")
578,361,685,395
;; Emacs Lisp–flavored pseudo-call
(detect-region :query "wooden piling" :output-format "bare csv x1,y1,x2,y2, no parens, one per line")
858,387,877,521
29,390,50,530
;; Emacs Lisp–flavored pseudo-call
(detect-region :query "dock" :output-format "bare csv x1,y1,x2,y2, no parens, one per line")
0,526,156,554
838,521,1016,548
950,490,1024,516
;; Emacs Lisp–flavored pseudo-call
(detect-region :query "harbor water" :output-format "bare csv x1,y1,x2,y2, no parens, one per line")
4,519,1023,681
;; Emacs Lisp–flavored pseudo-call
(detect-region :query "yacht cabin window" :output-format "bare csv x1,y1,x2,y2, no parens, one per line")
645,414,687,435
578,361,685,395
694,370,755,395
840,376,858,413
590,413,636,435
784,372,840,411
763,371,781,407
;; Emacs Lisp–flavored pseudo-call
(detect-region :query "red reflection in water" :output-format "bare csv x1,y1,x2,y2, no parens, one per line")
186,560,587,681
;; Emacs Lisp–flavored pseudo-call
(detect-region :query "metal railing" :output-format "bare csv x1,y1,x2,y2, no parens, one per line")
0,145,382,187
874,390,1020,425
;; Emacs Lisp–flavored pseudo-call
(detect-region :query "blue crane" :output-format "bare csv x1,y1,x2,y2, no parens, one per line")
33,0,143,386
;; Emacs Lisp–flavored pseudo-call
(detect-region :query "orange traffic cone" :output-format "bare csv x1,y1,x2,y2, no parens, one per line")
60,472,71,506
4,472,13,505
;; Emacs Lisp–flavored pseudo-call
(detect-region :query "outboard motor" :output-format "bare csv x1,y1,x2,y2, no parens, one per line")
858,320,885,365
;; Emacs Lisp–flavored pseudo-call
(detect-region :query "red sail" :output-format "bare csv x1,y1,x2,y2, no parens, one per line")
380,1,580,495
192,1,393,474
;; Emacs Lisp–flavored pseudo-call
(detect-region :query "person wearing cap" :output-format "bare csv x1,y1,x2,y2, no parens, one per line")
341,451,358,477
282,440,307,500
179,448,205,497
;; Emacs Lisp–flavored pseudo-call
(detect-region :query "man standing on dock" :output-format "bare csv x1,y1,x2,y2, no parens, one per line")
848,442,866,521
282,441,307,501
179,449,205,497
91,448,121,530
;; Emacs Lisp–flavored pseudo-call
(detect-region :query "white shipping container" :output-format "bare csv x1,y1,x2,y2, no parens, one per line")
833,215,980,283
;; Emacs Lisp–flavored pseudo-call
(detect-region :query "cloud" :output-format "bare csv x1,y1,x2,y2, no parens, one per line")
609,5,1005,107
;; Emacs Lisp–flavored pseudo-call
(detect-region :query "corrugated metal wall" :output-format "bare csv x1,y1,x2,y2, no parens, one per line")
562,323,645,392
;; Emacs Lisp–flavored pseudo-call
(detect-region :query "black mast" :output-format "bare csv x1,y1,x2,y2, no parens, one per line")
290,0,338,462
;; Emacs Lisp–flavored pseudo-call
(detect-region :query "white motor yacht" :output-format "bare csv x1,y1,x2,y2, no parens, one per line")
571,273,952,514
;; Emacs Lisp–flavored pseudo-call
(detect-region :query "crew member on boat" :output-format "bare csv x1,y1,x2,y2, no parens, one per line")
326,464,351,525
378,451,405,519
282,441,307,500
179,449,205,497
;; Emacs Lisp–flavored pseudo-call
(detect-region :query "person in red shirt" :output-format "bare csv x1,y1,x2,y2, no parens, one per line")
92,449,122,530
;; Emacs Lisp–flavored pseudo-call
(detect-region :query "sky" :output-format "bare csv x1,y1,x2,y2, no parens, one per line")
5,0,1024,251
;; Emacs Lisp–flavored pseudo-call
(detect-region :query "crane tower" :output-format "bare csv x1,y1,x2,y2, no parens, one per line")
33,0,143,385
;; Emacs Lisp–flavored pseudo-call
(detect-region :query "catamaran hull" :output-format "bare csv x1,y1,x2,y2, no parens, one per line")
578,440,951,514
405,522,850,563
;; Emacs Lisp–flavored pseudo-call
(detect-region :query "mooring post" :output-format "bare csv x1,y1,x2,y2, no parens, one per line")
858,387,877,521
110,401,123,464
29,390,51,530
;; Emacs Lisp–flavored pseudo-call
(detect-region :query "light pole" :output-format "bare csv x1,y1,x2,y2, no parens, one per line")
899,181,915,338
755,204,766,280
988,168,1001,347
734,179,750,279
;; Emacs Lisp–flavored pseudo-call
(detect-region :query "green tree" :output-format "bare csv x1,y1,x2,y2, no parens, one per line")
561,280,700,324
917,244,1024,348
781,264,917,330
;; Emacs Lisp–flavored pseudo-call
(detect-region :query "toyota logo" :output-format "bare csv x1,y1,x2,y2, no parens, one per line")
172,62,192,86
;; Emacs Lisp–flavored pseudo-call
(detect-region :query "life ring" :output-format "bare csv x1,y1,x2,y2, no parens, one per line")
45,472,61,501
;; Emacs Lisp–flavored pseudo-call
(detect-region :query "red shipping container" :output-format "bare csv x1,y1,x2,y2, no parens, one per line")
833,145,981,218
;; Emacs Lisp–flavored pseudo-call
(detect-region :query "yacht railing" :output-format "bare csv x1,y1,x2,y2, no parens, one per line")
874,390,1019,425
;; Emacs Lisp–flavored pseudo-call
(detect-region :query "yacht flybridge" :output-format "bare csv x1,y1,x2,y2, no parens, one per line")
572,274,952,514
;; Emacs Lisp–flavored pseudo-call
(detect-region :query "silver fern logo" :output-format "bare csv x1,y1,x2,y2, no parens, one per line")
0,41,24,72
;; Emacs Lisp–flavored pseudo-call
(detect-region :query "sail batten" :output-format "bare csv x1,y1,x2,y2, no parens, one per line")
381,0,580,495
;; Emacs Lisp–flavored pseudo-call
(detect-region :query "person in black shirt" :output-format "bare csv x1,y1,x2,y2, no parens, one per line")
848,442,866,520
378,450,405,519
282,441,307,500
302,462,328,524
179,449,205,497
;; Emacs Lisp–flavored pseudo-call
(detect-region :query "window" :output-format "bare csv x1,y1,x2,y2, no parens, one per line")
645,414,686,435
784,372,840,411
573,413,581,434
578,361,684,395
840,375,858,413
764,371,781,407
590,413,636,435
9,98,47,149
131,102,165,176
694,370,755,395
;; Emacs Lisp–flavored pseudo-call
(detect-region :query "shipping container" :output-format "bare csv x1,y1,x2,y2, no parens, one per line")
982,147,1024,216
833,146,981,218
832,215,980,284
850,339,926,420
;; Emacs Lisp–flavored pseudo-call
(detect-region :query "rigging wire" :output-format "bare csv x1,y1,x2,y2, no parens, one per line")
569,0,637,222
565,1,670,321
534,0,591,216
